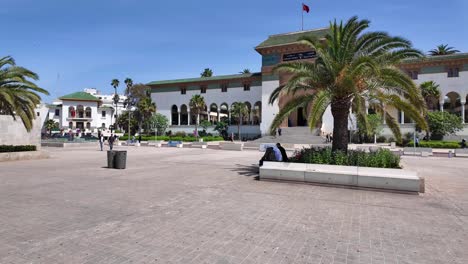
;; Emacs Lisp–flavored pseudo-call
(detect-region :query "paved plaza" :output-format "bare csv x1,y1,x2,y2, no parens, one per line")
0,146,467,264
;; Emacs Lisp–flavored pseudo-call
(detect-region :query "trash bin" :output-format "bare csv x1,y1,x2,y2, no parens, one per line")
107,150,116,168
114,150,127,169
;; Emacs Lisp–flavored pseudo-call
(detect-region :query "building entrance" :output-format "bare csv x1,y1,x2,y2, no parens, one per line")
297,107,307,126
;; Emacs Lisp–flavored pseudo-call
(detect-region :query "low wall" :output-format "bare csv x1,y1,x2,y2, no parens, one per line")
0,151,50,162
0,115,42,150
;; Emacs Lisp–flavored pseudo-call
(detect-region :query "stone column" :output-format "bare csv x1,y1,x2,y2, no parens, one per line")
400,111,405,125
187,111,191,125
440,100,444,112
217,111,220,122
197,114,200,125
178,112,181,126
462,101,466,124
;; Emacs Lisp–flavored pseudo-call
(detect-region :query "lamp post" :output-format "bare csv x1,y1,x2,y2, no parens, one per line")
124,96,137,143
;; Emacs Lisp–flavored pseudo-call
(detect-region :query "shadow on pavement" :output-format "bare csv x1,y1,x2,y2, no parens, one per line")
230,164,259,178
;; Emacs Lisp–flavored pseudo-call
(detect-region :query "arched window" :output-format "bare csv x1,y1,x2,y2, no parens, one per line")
253,101,262,125
77,105,84,118
171,105,179,125
444,92,462,117
180,104,188,125
68,106,75,118
220,103,229,124
85,107,92,118
209,103,218,124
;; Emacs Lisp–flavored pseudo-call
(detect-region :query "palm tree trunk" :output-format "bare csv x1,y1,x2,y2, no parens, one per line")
331,99,351,152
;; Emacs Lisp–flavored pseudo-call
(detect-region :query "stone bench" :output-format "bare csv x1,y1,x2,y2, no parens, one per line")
167,141,183,148
219,142,243,151
191,142,208,149
140,141,149,146
260,162,423,193
243,142,260,150
455,148,468,157
403,147,432,156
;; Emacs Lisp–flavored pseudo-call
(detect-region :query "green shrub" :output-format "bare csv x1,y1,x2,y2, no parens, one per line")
0,145,37,153
290,147,400,169
174,131,186,137
377,136,386,143
407,140,460,149
387,137,395,143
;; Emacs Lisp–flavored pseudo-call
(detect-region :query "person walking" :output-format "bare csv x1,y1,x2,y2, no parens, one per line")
98,133,104,151
138,134,142,143
461,139,466,149
415,136,420,147
278,127,282,136
109,134,115,150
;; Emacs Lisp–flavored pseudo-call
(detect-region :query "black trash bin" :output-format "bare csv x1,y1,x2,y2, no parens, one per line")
107,150,116,168
114,150,127,169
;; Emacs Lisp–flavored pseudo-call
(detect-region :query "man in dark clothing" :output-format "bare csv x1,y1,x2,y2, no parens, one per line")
259,147,277,166
276,143,289,162
109,134,115,150
278,127,282,136
461,139,467,149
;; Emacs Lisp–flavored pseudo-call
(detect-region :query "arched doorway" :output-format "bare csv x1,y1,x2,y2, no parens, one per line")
243,102,252,125
171,105,178,125
444,92,462,117
297,107,307,126
180,104,188,125
209,104,218,124
220,103,229,124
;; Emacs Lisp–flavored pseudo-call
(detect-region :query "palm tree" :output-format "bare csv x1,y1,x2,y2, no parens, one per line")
0,56,49,131
110,79,120,131
189,94,206,139
44,119,57,135
269,16,428,152
420,81,440,111
429,44,460,56
200,68,213,77
124,78,133,95
239,69,251,74
137,95,157,132
230,102,248,141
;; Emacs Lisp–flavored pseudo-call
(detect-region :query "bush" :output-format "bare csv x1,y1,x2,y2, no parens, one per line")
407,140,460,149
387,137,395,143
376,136,386,143
426,111,463,140
0,145,37,153
174,131,186,137
290,147,400,169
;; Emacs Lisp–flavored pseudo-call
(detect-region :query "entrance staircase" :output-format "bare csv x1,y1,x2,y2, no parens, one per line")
253,127,326,144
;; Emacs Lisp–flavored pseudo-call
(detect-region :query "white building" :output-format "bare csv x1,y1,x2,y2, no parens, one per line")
46,88,127,133
148,28,468,139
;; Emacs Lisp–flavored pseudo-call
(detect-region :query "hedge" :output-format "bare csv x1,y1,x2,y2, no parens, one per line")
407,140,461,149
290,147,400,169
0,145,37,153
119,135,224,142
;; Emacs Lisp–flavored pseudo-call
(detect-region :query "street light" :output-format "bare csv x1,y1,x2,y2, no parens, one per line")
124,96,137,142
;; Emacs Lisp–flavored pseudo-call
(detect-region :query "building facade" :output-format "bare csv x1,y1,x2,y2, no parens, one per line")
46,88,127,133
149,28,468,139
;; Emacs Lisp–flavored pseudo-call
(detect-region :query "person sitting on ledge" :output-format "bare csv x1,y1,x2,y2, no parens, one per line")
276,143,289,162
259,146,282,167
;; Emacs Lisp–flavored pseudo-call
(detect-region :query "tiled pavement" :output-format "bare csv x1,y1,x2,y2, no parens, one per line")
0,146,467,263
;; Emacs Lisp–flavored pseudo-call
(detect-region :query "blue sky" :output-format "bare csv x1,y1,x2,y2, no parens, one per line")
4,0,468,102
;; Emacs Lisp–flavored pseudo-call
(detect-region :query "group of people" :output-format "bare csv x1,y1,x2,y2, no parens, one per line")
97,132,118,151
259,143,288,166
272,128,282,137
325,133,333,143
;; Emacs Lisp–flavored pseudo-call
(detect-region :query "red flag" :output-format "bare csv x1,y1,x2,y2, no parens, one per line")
302,3,310,13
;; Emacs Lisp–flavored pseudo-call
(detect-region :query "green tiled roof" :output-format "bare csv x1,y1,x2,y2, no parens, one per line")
147,72,262,86
403,52,468,64
59,92,100,101
256,28,329,49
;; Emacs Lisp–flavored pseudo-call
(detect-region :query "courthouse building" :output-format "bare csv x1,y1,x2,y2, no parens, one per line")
148,28,468,138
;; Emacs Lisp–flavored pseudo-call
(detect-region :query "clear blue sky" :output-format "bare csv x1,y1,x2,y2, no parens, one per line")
4,0,468,102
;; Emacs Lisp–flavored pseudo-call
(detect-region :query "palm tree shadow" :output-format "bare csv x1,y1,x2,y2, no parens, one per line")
230,164,260,179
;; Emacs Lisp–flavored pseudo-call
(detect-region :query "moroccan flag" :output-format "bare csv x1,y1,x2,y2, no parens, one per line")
302,3,310,13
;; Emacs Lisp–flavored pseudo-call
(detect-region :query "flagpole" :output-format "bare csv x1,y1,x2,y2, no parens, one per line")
301,6,304,31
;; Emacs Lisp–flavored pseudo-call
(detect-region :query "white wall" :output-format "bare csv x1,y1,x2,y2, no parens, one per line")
415,71,468,102
0,115,42,149
260,80,280,135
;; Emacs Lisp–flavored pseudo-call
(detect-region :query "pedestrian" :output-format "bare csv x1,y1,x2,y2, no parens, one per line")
326,134,330,143
98,133,103,151
415,136,420,147
138,134,142,143
278,127,282,136
109,133,115,150
461,139,466,149
230,132,234,142
276,143,289,162
330,134,333,143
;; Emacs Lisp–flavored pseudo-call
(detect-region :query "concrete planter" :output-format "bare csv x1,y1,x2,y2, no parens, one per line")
260,162,424,193
219,142,243,151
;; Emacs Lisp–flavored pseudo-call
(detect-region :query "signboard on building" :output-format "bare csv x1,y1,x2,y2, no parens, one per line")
282,51,317,61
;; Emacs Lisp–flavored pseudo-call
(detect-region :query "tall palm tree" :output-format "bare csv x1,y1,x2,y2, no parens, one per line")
110,79,120,131
420,81,440,111
269,16,428,152
124,78,133,95
429,44,460,56
189,94,206,139
200,68,213,77
239,69,251,74
0,56,49,131
230,102,248,141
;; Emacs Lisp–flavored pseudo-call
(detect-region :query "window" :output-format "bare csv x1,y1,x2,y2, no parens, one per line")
102,111,106,117
201,86,207,94
180,87,187,95
408,71,418,80
221,84,228,93
448,67,460,78
101,123,106,128
243,83,251,91
55,109,60,116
